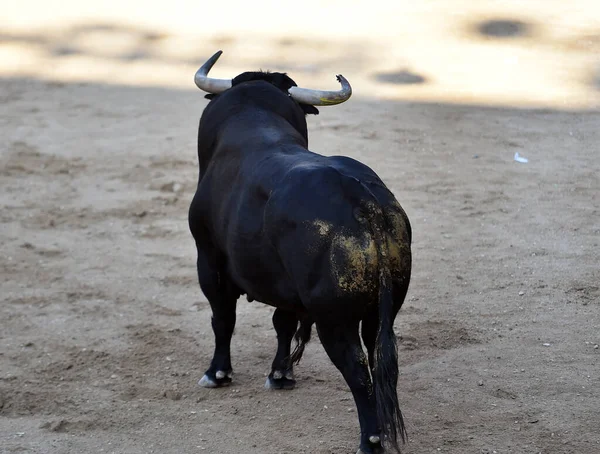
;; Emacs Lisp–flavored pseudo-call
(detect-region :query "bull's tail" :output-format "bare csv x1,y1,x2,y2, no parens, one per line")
369,208,408,452
289,318,313,365
373,266,407,451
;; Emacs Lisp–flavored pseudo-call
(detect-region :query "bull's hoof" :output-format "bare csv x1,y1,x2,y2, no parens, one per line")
356,435,384,453
198,370,232,388
356,447,384,454
264,371,296,390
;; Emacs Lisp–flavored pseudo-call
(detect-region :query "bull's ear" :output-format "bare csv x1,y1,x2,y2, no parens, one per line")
204,94,217,100
301,104,319,115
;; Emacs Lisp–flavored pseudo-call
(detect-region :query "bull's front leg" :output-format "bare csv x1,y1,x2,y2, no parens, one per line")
195,252,238,388
265,308,298,390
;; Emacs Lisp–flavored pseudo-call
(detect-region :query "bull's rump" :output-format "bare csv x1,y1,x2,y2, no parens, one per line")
218,154,410,314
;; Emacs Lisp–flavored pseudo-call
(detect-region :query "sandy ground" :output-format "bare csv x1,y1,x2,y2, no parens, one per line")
1,2,600,453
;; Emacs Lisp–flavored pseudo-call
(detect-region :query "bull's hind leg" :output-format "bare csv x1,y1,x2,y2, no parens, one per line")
195,250,239,388
316,322,383,454
265,308,298,390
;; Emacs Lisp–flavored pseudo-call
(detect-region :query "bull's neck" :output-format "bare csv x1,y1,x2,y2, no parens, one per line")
198,110,309,177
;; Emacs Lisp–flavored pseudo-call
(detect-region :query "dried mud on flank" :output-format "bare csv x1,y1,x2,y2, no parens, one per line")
1,78,599,454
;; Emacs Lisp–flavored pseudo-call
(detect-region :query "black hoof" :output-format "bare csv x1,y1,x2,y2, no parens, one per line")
357,435,384,453
198,369,232,388
356,446,384,454
264,372,296,390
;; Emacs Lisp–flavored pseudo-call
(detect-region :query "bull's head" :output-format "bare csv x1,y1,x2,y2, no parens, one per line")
194,50,352,107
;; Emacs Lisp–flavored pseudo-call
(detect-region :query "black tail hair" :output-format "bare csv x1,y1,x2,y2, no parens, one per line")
289,318,313,365
373,266,407,452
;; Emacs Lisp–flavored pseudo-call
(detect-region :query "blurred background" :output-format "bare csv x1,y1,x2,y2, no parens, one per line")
2,0,599,108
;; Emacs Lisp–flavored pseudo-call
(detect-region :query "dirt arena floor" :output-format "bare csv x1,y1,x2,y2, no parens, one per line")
1,2,599,453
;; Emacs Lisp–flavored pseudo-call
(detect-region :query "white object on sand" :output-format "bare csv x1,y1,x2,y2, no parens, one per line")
514,152,529,163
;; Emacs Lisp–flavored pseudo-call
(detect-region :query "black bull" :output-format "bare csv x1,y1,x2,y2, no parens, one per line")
188,70,412,453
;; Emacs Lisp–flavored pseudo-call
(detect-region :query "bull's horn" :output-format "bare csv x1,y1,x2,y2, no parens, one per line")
195,50,352,106
194,50,232,94
288,75,352,106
